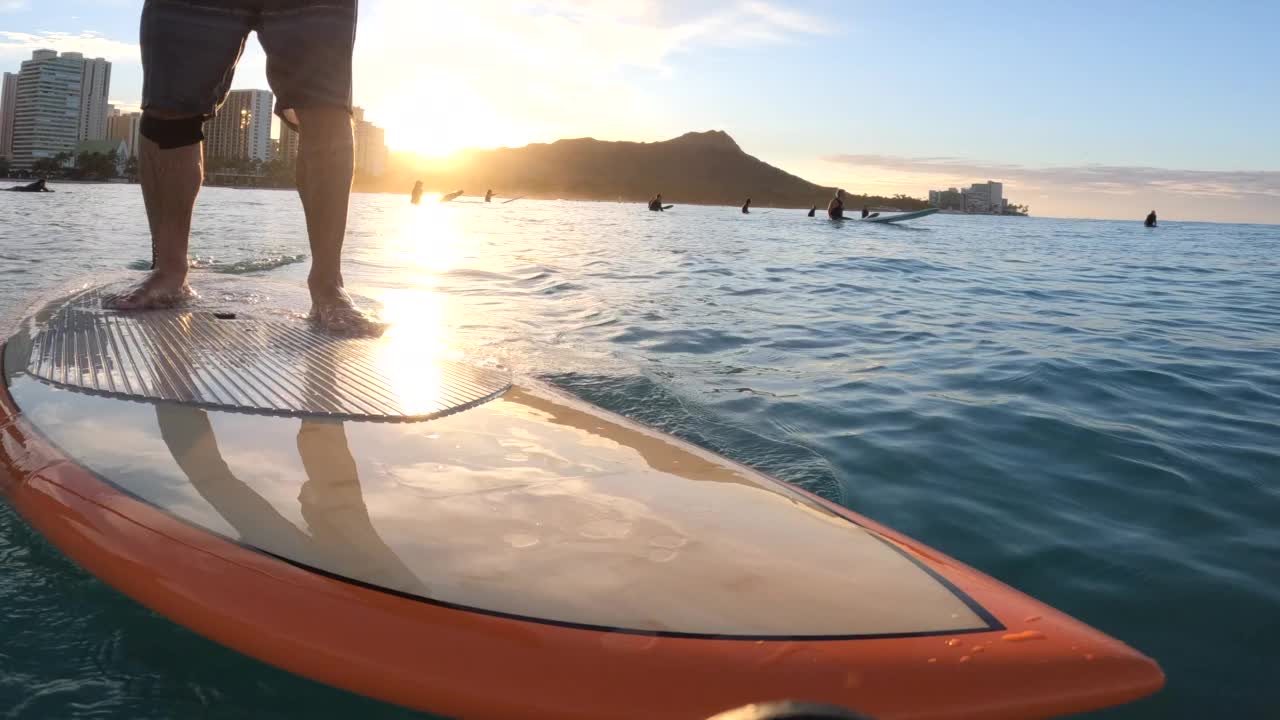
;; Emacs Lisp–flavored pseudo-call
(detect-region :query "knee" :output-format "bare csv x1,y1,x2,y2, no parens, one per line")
294,108,354,143
140,112,205,149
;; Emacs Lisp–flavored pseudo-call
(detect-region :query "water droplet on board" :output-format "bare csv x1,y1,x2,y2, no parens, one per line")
971,646,985,654
959,655,972,663
927,658,938,664
1002,630,1046,642
1024,615,1042,623
946,638,962,647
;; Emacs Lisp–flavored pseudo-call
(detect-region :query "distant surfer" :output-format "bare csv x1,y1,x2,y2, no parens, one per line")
1145,210,1157,228
440,189,464,202
5,177,52,192
485,189,493,202
410,180,423,204
649,193,665,212
861,206,870,219
808,206,816,217
742,198,751,214
103,0,382,336
827,189,846,219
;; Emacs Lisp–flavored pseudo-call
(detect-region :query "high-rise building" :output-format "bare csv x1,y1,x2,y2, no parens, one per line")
203,89,273,162
107,108,142,158
930,181,1011,213
278,122,300,166
960,181,1004,213
62,53,111,142
928,187,963,211
355,121,386,177
0,72,17,160
352,107,387,177
987,181,1003,213
10,50,85,171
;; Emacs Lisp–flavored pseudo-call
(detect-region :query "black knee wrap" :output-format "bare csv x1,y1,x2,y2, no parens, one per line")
140,114,205,149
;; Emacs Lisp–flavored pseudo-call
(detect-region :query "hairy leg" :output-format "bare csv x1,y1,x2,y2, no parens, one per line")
104,123,202,310
294,107,384,336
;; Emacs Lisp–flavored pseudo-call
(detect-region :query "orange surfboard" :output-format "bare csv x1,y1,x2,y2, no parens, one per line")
0,279,1163,719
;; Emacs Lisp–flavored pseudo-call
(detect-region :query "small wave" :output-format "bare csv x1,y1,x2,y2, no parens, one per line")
126,254,308,274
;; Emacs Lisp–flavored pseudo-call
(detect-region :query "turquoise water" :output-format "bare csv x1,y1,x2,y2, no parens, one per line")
1,184,1278,718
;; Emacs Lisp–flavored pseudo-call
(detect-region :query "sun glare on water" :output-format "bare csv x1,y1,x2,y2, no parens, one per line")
373,202,472,414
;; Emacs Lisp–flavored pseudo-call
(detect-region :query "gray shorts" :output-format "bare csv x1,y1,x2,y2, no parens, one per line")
140,0,357,127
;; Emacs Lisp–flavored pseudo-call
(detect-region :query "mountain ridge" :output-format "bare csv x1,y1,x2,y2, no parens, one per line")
361,130,928,210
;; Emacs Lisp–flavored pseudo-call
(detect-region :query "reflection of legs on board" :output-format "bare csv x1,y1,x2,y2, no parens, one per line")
297,419,426,593
156,404,313,557
154,404,426,594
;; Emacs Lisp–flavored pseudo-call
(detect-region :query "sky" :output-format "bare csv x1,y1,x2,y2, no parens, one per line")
1,0,1277,222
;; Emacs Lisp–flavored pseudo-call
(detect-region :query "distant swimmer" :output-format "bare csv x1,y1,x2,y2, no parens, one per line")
861,206,870,219
441,189,464,203
1145,210,1157,228
485,189,494,203
742,198,751,214
5,177,52,192
808,206,816,217
410,180,423,205
649,193,665,211
827,189,846,219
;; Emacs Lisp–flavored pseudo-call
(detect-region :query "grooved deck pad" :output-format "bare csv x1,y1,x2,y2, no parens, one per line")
21,285,509,421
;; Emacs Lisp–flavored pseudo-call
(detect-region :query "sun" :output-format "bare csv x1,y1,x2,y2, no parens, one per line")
369,80,533,158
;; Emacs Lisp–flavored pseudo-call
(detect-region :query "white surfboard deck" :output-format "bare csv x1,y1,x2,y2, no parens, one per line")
863,208,940,223
14,279,509,422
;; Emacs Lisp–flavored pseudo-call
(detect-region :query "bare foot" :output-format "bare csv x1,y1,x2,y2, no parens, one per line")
308,287,387,337
103,272,197,310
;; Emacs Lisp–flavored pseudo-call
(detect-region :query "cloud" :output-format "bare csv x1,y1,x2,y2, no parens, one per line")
826,154,1280,201
0,31,139,62
0,0,29,12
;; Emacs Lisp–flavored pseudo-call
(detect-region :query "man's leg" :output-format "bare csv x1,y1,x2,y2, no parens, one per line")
106,0,248,310
258,1,378,335
293,110,382,335
105,116,203,309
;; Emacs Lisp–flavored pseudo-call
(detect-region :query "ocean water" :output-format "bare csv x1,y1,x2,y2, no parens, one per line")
0,183,1277,719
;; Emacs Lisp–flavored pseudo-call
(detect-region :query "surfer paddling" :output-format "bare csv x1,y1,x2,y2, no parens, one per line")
105,0,383,336
649,194,665,211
